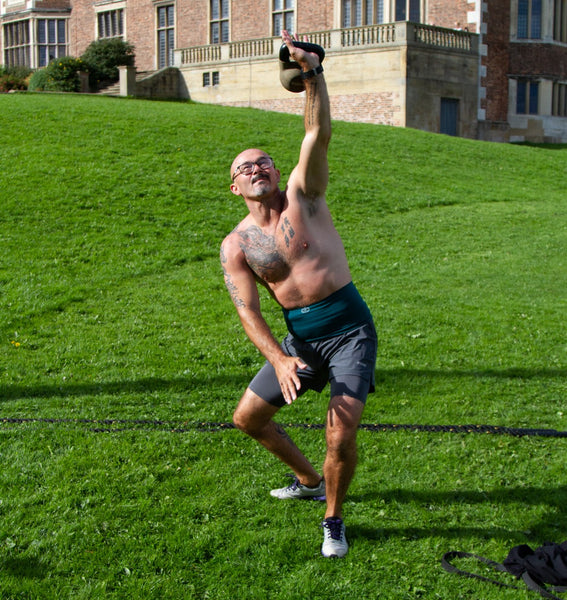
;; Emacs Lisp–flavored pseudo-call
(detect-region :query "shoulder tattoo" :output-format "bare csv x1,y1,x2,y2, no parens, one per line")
238,225,289,282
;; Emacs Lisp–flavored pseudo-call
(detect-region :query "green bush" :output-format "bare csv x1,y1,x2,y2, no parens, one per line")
28,68,50,92
0,66,32,92
28,57,84,92
80,38,135,89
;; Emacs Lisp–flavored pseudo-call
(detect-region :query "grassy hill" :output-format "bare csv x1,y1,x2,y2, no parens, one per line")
0,93,565,599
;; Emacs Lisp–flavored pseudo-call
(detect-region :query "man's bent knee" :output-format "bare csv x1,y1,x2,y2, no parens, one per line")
233,388,279,435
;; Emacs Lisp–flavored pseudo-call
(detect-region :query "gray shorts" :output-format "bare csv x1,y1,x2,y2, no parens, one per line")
249,322,377,408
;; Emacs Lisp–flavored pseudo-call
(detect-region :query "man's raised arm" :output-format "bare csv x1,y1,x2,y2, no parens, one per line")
281,30,331,199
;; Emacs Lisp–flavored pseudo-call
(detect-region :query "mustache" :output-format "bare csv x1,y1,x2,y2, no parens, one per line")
252,173,270,183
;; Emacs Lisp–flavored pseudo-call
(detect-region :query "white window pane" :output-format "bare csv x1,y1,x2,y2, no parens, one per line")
285,13,294,31
273,13,283,35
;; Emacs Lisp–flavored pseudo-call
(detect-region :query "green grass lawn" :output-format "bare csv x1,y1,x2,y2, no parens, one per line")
0,93,566,599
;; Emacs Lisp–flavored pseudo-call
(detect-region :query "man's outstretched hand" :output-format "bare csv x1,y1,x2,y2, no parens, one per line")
279,30,325,92
274,354,308,404
281,30,322,71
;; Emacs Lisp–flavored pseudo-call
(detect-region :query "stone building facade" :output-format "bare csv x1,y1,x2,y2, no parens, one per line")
2,0,566,142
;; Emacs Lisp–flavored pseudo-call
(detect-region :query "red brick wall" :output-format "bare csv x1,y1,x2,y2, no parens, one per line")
177,0,208,48
2,0,71,17
232,1,271,40
297,0,334,33
482,0,511,122
224,91,402,127
427,0,471,31
330,91,399,125
509,43,567,79
67,0,95,58
125,0,156,71
31,0,71,9
70,0,181,72
68,0,336,65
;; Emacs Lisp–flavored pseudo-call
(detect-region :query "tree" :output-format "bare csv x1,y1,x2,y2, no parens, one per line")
81,38,135,89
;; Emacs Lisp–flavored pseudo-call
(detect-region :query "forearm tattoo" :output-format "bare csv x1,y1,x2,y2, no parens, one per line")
220,245,245,308
305,79,320,129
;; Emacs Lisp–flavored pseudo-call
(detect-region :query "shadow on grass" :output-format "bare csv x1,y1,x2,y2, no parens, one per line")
0,556,48,579
0,374,252,401
1,368,566,401
375,367,567,382
349,485,567,543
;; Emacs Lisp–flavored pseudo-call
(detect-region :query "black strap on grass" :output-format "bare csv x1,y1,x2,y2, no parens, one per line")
441,551,519,589
442,551,567,599
1,417,567,437
523,572,567,600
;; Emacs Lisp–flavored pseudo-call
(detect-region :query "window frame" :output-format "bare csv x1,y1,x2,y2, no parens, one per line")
395,0,421,22
517,0,542,39
516,79,540,115
210,0,229,44
554,0,567,41
273,0,295,36
3,20,31,68
157,4,175,68
97,9,124,40
203,71,220,87
552,82,567,116
342,0,386,27
37,18,68,68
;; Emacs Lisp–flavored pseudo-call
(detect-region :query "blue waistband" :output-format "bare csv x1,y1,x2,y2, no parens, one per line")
282,282,372,342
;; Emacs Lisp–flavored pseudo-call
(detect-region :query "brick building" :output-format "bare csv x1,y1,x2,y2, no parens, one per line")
1,0,566,142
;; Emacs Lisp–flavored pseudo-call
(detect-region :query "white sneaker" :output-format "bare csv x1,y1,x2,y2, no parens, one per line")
321,517,348,558
270,477,326,500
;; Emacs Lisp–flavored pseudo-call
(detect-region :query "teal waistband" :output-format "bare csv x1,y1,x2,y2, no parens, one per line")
282,282,372,342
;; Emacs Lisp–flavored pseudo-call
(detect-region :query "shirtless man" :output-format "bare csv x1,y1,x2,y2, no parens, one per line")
220,30,377,558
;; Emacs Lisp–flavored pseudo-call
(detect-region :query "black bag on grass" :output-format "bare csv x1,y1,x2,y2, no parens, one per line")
442,541,567,599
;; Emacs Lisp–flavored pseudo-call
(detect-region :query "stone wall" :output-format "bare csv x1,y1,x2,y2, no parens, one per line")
179,23,479,137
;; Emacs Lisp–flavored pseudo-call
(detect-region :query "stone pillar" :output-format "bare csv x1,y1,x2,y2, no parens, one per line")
540,79,554,116
78,71,90,93
119,66,137,97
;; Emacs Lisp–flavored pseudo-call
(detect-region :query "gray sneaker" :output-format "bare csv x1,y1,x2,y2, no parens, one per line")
321,517,348,558
270,477,325,500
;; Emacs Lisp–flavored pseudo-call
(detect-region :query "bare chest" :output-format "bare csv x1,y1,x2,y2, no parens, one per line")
238,216,309,283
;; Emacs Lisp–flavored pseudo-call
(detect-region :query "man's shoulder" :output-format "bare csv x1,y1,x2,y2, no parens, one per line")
221,228,240,252
283,181,327,215
222,217,251,243
220,220,250,263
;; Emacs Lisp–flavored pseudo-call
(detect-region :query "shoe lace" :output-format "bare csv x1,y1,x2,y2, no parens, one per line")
286,477,302,491
322,518,343,541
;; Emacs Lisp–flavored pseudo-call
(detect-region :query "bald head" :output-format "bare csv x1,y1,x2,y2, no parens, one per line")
230,149,271,181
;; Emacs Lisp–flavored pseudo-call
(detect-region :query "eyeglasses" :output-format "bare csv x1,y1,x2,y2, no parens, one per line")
232,156,274,181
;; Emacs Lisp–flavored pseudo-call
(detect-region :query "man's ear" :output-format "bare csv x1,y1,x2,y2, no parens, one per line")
230,182,242,196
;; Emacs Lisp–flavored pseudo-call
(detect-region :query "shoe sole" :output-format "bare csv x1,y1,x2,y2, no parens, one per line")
271,494,326,501
271,494,326,500
321,550,348,558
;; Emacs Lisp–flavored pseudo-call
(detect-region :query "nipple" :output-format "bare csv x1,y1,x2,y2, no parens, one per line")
302,241,309,249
